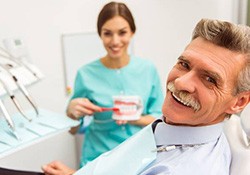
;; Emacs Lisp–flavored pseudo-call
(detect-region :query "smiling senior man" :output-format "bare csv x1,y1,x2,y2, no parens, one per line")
42,18,250,175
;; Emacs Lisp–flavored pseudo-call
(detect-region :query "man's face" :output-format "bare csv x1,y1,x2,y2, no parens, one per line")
162,37,246,126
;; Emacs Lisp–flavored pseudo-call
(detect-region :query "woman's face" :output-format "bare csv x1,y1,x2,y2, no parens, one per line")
100,16,134,59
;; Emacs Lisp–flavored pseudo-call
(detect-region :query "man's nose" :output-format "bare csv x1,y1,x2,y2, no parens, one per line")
174,72,196,93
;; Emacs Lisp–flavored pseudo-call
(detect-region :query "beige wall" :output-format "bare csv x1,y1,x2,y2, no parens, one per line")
0,0,244,114
248,0,250,25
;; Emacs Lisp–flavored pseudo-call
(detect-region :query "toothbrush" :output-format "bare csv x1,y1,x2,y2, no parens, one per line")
101,107,120,112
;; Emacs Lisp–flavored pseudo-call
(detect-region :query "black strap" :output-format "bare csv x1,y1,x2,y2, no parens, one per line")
0,167,44,175
151,118,163,133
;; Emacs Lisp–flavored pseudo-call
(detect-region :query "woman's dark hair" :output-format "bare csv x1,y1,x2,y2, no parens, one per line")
97,1,136,36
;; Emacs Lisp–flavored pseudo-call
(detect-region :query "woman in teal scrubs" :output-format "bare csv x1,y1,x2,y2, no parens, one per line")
67,1,163,167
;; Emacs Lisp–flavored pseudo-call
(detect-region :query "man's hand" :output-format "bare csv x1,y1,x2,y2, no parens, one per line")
42,161,76,175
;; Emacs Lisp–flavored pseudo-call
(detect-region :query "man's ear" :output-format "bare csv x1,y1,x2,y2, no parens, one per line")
226,91,250,114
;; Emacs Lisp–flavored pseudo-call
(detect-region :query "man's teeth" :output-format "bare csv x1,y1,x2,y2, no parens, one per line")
172,93,191,107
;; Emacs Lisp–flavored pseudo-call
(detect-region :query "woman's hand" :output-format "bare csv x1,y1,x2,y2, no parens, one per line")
116,120,128,125
66,98,102,120
42,161,76,175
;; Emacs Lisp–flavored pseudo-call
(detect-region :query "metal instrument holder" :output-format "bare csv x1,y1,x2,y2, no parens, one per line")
0,47,44,140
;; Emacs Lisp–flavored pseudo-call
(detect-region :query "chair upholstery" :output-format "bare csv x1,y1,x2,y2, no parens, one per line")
223,105,250,175
241,108,250,143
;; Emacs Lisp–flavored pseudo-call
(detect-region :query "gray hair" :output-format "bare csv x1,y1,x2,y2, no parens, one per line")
192,19,250,94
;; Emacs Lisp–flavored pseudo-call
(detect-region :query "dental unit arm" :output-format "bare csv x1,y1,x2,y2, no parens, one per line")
0,41,40,80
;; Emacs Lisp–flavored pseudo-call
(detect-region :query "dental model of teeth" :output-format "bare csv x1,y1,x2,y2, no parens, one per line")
112,95,143,120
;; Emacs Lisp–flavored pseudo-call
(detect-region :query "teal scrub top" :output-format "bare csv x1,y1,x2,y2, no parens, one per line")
71,55,163,167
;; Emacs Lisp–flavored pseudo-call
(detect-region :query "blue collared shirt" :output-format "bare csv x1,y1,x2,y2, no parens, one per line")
140,122,231,175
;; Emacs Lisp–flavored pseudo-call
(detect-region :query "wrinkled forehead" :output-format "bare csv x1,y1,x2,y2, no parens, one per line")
182,38,247,86
185,38,247,68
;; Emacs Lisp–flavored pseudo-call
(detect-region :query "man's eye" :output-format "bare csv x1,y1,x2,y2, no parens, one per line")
206,76,217,85
180,62,189,69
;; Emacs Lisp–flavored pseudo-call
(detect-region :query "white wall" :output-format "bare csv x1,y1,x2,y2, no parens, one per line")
0,0,249,117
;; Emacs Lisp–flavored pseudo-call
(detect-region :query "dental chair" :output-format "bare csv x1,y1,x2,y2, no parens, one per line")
224,105,250,175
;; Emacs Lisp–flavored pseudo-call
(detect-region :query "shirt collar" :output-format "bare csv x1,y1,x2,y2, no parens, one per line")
154,121,223,146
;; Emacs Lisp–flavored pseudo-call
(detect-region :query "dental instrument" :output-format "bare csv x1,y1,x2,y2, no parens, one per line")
0,64,39,116
153,143,205,152
0,48,39,116
0,99,20,140
0,75,32,121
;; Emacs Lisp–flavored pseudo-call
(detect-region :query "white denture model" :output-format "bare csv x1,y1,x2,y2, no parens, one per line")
112,95,143,120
